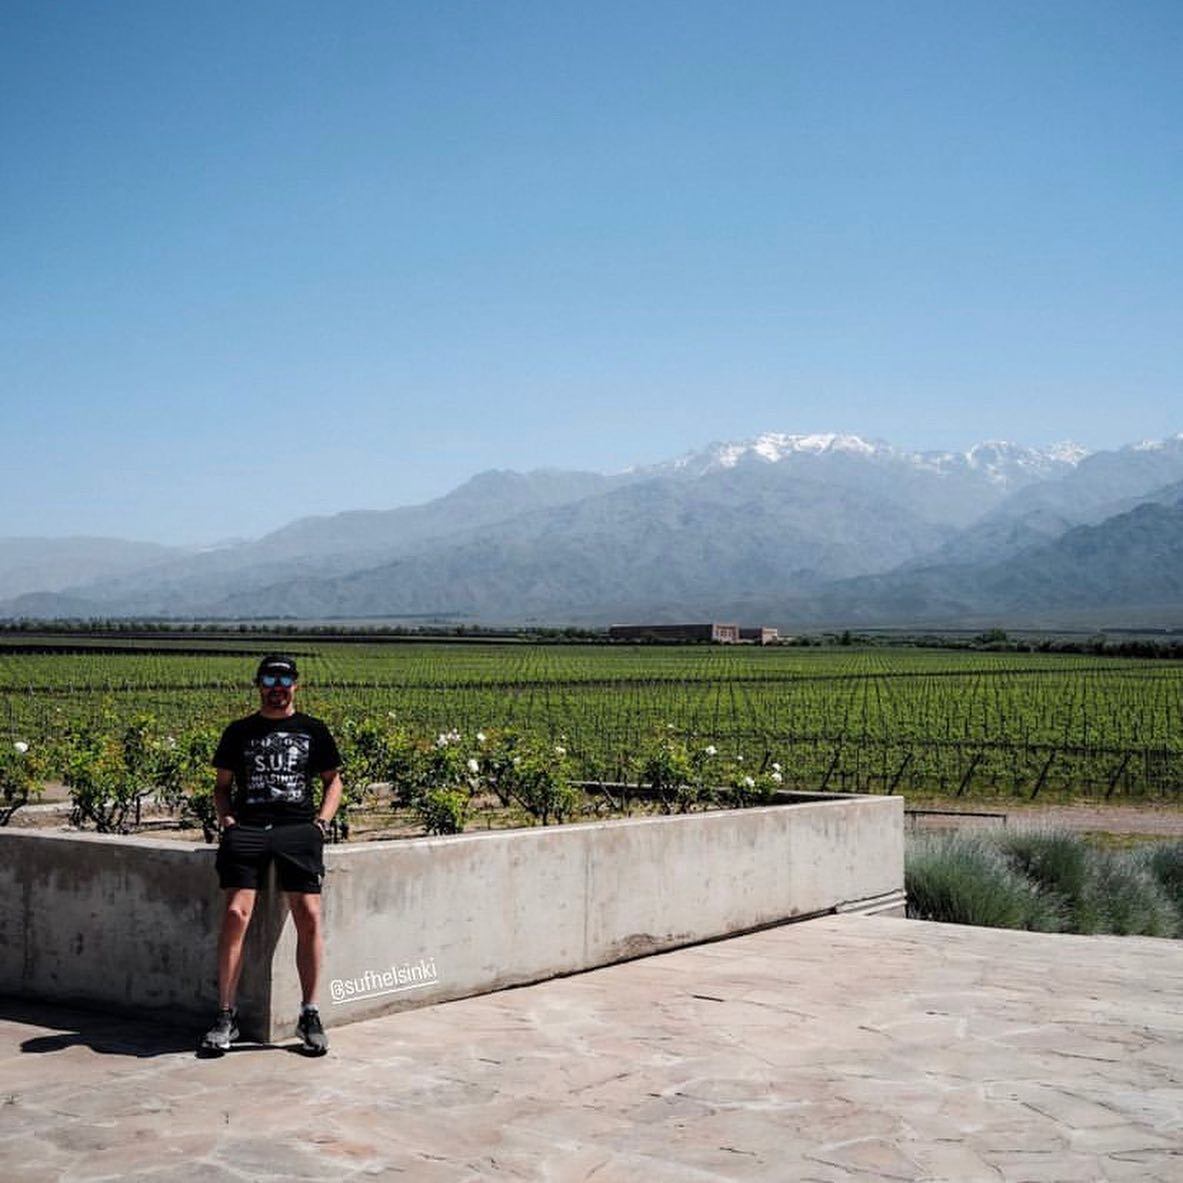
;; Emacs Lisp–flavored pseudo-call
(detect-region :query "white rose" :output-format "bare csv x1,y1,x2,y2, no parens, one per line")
771,771,783,783
742,776,755,789
476,731,487,744
13,741,29,754
704,745,717,756
771,762,781,772
554,746,566,757
466,758,480,774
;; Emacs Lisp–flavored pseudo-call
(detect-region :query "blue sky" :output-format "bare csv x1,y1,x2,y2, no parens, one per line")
2,1,1180,544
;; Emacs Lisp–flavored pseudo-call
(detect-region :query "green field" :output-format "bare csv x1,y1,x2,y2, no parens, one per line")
2,638,1181,799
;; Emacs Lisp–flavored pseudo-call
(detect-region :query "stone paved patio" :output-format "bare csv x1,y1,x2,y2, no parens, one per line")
2,915,1181,1181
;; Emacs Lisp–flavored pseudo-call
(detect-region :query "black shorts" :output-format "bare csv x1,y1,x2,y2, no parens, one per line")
215,821,325,894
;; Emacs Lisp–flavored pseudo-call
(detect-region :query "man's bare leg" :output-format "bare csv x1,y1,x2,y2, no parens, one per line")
287,891,323,1005
217,888,257,1009
288,892,328,1053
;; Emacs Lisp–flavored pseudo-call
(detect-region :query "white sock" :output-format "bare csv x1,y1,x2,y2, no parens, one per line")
301,1002,319,1014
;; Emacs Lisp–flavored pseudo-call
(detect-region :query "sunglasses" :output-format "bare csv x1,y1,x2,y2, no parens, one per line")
259,674,296,688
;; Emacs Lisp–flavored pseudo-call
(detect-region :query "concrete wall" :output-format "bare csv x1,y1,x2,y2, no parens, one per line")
309,795,903,1037
1,794,903,1042
1,832,224,1018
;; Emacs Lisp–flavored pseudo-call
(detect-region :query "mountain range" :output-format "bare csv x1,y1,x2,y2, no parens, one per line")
4,432,1183,629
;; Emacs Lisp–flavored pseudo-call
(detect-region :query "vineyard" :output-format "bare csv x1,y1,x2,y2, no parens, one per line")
2,637,1181,802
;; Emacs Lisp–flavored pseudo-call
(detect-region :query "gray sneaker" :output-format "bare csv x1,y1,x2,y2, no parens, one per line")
200,1007,239,1055
296,1007,328,1056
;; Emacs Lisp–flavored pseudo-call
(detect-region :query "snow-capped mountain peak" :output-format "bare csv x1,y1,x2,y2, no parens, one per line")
748,432,884,460
642,432,1088,486
1131,432,1183,453
959,440,1088,485
1046,440,1090,465
655,432,891,474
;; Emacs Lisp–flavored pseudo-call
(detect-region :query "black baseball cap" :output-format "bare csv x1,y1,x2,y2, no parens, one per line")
256,654,298,682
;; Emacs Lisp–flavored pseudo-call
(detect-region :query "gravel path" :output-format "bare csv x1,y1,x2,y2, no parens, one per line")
907,799,1183,837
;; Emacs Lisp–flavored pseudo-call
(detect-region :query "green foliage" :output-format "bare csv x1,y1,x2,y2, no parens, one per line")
331,715,399,838
998,829,1091,929
639,731,692,813
477,729,524,808
174,726,220,843
998,828,1180,936
414,786,470,835
336,716,392,810
406,729,482,835
908,829,1183,937
906,833,1054,930
0,740,44,825
492,733,580,826
1088,851,1179,937
423,730,475,794
638,729,717,813
1142,842,1183,909
64,712,183,834
725,757,783,808
3,641,1183,801
322,716,492,838
975,628,1010,647
384,726,432,808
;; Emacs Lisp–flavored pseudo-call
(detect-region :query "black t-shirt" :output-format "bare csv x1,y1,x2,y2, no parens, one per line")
212,712,342,825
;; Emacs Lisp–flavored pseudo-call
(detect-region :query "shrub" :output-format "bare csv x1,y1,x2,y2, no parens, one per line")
638,730,717,813
174,726,221,843
479,729,525,809
1088,851,1179,938
725,758,783,809
998,828,1090,931
908,828,1183,938
414,786,470,836
0,740,44,825
65,713,183,834
997,827,1179,937
337,717,393,806
1142,842,1183,911
405,729,484,835
384,726,432,808
332,715,400,839
906,833,1056,930
496,736,580,825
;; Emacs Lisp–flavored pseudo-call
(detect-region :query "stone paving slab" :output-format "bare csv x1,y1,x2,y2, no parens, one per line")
2,915,1181,1181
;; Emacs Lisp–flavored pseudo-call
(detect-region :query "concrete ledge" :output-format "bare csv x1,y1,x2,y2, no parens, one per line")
1,793,903,1040
1,831,224,1020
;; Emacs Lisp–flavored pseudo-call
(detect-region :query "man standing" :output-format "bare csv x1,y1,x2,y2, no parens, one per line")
200,655,343,1056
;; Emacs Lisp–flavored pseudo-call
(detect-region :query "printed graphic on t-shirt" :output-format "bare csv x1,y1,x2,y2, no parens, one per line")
244,731,311,806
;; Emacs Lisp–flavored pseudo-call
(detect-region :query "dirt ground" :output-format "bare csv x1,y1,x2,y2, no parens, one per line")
904,798,1183,838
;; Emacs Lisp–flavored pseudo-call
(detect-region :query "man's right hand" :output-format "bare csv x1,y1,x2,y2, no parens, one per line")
219,815,237,831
